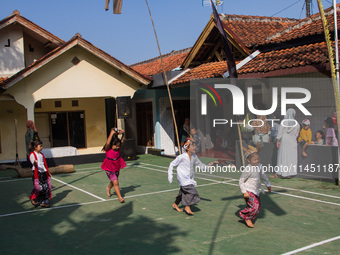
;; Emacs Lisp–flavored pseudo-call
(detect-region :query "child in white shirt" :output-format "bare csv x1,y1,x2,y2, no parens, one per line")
168,140,213,215
239,146,271,228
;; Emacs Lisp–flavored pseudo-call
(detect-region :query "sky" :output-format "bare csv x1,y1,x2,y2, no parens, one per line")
0,0,336,65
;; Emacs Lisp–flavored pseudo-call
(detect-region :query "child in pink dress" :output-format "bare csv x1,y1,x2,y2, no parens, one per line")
101,128,126,203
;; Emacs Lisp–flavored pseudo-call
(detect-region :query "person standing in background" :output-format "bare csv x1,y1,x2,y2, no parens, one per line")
25,120,37,161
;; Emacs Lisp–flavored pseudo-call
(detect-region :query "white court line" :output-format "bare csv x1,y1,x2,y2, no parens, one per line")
281,235,340,255
52,177,106,201
135,164,226,184
106,182,221,201
271,184,340,199
134,162,234,181
135,162,340,207
270,191,340,206
137,162,340,200
0,182,220,218
0,169,103,183
0,178,29,183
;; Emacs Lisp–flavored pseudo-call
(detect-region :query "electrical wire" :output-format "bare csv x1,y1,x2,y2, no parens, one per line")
271,0,304,17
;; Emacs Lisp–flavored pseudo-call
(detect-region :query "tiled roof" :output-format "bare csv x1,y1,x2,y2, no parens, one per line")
220,14,297,48
130,48,190,76
0,77,8,84
174,6,340,82
238,41,331,77
171,61,228,85
263,5,340,45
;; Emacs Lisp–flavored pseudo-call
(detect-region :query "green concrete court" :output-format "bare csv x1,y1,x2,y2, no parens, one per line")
0,154,340,255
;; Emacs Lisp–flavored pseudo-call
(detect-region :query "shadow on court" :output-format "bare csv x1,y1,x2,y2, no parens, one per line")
120,185,142,197
207,189,287,255
222,190,287,219
0,201,186,255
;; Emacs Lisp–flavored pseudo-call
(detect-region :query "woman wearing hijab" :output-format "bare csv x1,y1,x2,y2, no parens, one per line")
272,108,300,178
25,120,38,161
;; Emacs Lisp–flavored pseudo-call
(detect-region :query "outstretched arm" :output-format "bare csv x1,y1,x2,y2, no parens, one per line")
119,129,125,144
168,157,180,183
104,128,117,151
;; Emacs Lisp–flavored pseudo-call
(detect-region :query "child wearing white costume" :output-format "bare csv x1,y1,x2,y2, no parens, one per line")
168,140,214,215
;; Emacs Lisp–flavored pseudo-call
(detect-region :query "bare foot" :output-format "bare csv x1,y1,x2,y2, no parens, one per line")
270,174,279,178
30,199,38,207
106,187,111,197
302,151,308,157
184,206,194,215
119,197,125,203
245,219,254,228
172,203,183,212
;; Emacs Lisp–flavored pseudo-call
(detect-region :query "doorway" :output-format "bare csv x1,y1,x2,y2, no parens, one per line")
50,111,86,148
136,102,154,146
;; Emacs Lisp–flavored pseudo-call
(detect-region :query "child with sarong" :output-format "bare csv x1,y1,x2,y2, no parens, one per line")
168,140,214,215
239,146,271,228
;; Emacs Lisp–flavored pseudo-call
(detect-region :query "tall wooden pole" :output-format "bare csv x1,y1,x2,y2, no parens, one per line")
306,0,311,17
317,0,340,185
145,0,182,154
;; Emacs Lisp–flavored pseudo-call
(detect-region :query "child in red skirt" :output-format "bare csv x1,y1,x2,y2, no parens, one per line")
239,146,272,228
101,128,126,203
29,140,52,208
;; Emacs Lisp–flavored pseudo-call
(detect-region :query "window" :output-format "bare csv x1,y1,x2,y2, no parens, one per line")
72,100,79,107
55,101,62,108
35,101,42,108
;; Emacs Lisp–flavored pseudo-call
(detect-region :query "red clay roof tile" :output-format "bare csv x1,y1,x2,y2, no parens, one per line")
220,14,297,47
238,41,331,76
131,49,190,76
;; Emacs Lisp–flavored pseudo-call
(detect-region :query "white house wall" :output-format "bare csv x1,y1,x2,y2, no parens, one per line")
0,25,25,77
159,97,177,155
0,99,27,162
4,46,141,120
23,33,52,68
1,46,144,161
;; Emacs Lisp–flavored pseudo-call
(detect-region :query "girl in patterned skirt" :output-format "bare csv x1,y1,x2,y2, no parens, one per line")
101,128,126,203
239,146,272,228
29,140,52,208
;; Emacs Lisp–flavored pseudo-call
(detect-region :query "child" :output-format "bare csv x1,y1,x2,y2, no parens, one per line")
298,119,312,157
190,127,201,153
29,140,52,208
302,130,325,157
312,130,325,145
168,139,213,215
101,128,126,203
239,146,272,228
323,117,338,146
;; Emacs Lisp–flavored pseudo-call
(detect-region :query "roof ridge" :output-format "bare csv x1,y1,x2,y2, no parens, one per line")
219,13,297,23
0,10,64,45
265,4,340,42
130,47,191,67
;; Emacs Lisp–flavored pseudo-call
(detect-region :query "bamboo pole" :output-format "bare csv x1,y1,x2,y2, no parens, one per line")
317,0,340,185
145,0,182,154
237,118,245,168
